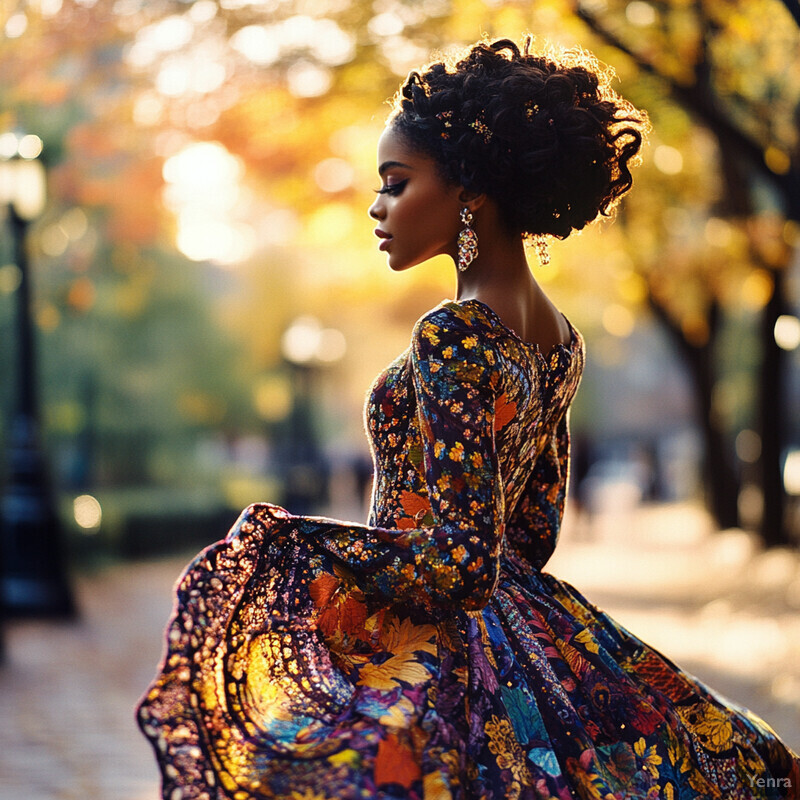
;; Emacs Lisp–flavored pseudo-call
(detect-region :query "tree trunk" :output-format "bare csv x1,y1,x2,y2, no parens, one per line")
758,268,790,546
648,297,740,529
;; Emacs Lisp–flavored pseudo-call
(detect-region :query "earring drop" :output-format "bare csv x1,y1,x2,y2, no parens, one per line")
457,207,478,272
533,233,550,266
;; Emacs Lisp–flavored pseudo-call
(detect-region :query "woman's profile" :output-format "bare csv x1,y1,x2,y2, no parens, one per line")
138,37,799,799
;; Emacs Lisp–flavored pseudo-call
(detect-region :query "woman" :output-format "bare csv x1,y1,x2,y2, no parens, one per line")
138,38,799,799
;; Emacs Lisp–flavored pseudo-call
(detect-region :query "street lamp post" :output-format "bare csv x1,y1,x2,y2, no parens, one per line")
0,132,75,618
279,317,346,514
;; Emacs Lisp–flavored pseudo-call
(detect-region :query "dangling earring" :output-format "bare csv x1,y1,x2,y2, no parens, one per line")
457,207,478,272
533,233,550,266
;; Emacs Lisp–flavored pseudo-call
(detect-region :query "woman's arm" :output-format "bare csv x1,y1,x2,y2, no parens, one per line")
238,306,506,611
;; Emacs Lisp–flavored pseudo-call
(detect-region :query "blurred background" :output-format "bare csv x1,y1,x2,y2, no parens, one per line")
1,0,799,797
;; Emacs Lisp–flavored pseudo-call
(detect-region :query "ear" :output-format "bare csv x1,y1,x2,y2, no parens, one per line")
458,189,486,212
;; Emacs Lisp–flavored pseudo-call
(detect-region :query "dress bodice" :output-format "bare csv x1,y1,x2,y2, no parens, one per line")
365,299,584,571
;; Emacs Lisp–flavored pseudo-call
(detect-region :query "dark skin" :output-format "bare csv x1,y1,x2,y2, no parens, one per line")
369,125,571,353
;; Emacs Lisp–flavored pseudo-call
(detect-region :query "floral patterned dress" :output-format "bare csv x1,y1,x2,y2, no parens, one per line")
138,299,799,800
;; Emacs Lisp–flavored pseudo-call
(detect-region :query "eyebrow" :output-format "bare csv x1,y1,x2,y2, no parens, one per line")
378,160,413,175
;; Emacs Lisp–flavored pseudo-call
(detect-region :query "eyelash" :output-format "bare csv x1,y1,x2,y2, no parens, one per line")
375,180,407,197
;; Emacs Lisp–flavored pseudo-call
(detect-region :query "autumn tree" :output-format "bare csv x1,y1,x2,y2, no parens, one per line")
572,0,800,545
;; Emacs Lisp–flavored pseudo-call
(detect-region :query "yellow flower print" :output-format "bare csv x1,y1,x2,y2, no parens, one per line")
358,655,429,691
422,327,440,346
440,748,461,778
634,737,663,777
677,703,734,753
573,628,600,654
449,442,465,462
470,452,484,468
378,695,417,728
328,749,361,769
442,346,453,359
290,789,328,800
452,544,467,563
434,441,446,458
485,715,529,785
357,615,437,691
667,733,691,775
464,471,483,490
423,770,453,800
462,335,478,349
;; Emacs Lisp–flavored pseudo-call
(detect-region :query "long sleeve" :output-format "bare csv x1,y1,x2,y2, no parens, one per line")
259,307,507,611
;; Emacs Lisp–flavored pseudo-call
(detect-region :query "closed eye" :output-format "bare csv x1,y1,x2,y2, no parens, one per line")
375,179,408,197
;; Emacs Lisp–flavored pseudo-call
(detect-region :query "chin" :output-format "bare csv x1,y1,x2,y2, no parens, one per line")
386,252,427,272
386,256,413,272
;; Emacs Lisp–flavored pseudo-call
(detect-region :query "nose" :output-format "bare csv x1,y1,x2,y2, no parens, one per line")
368,194,384,220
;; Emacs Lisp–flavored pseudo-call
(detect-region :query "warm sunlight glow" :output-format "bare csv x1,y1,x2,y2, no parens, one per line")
282,317,347,365
126,16,195,69
704,217,733,248
287,61,333,98
163,142,255,265
18,134,44,159
4,13,28,38
653,145,683,175
176,215,256,265
230,16,354,72
602,304,635,338
230,25,281,65
314,158,355,193
163,141,241,207
740,269,773,311
29,0,63,16
626,1,656,26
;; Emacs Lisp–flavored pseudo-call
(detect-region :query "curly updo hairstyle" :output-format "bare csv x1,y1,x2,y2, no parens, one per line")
390,37,649,240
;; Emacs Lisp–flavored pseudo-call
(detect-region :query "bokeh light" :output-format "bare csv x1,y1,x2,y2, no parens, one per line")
774,315,800,351
73,494,102,532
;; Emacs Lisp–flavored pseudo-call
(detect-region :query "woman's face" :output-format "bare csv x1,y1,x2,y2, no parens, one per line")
368,126,464,271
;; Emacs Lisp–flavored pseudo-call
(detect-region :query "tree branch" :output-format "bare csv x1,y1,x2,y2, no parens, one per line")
575,5,800,219
779,0,800,26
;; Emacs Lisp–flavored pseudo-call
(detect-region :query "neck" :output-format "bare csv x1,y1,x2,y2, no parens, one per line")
454,228,533,304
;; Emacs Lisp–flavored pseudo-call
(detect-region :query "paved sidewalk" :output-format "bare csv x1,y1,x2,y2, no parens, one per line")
1,502,798,799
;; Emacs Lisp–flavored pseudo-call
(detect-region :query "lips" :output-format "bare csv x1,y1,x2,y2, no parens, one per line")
374,228,392,251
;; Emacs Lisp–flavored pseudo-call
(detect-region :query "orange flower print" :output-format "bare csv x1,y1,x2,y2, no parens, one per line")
399,491,430,519
375,733,421,789
494,393,517,431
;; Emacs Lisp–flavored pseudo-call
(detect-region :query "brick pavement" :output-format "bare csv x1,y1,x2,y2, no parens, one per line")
1,502,798,799
0,557,177,800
